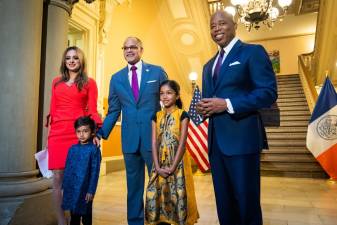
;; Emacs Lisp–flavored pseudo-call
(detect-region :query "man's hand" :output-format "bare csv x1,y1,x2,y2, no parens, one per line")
93,136,101,147
85,193,94,203
196,98,228,117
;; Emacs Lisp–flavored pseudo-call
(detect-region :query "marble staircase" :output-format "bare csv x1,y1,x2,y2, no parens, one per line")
261,74,327,178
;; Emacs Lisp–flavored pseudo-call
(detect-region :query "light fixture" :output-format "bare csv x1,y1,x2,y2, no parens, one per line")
189,72,198,91
225,0,292,31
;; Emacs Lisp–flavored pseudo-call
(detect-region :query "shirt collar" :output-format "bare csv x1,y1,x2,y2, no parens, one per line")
219,37,239,55
128,60,142,71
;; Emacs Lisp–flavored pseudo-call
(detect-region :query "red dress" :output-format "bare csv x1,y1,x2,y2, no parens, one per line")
47,76,102,170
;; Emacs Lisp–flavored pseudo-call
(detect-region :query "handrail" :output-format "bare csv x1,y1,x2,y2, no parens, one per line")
298,54,318,113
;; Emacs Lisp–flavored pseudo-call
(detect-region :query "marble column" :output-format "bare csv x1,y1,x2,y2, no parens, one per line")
0,1,53,225
39,0,72,148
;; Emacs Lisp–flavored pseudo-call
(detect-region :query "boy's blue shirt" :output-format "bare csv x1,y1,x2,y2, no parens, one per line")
62,141,101,214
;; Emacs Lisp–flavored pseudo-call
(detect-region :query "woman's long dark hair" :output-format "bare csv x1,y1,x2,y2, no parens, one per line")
55,46,88,91
160,80,183,109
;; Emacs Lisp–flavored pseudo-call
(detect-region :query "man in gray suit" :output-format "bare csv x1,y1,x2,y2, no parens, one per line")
97,36,167,225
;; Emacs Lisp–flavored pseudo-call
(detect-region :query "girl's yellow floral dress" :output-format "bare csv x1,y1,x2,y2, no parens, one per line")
145,108,199,225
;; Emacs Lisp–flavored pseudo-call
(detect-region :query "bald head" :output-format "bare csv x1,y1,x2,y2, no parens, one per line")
124,36,143,49
211,10,235,25
123,36,144,65
210,10,237,48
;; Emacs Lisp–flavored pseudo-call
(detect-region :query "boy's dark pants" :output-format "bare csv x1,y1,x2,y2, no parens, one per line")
70,203,92,225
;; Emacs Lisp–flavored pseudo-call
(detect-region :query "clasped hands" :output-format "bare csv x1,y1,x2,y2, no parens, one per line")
155,166,176,178
196,98,228,117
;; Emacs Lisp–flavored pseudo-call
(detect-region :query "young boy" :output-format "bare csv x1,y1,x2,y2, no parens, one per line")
62,116,101,225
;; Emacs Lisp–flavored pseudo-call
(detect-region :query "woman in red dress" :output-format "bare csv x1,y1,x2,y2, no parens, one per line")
47,46,102,225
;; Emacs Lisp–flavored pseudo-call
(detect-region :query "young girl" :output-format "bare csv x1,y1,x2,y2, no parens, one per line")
145,80,199,225
62,116,101,225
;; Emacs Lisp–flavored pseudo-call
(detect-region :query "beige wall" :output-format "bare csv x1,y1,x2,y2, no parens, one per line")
104,0,180,95
102,0,182,156
249,34,315,75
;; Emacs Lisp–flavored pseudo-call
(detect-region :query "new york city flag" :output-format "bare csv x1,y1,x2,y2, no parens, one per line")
306,77,337,179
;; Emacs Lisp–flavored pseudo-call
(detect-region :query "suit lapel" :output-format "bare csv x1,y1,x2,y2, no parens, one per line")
214,40,243,92
206,54,218,96
121,66,136,104
137,62,150,103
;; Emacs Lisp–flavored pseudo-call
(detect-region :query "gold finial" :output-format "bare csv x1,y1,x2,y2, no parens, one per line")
325,70,330,78
327,178,337,184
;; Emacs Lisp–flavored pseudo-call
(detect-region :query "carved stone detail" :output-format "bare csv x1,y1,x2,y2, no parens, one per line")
99,0,132,44
49,0,96,15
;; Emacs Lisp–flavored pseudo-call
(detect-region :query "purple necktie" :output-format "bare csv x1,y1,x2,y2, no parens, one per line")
130,65,139,101
213,49,225,84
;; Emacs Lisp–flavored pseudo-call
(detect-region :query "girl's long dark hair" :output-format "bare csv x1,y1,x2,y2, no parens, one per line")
55,46,88,91
160,80,183,109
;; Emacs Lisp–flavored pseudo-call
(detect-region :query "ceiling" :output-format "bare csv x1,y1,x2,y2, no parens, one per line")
215,0,319,15
209,0,319,42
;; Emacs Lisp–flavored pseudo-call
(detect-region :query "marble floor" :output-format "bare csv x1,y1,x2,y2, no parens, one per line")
93,171,337,225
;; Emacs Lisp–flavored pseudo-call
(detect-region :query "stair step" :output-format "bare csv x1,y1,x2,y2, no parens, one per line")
278,88,304,93
268,139,306,147
277,97,306,103
278,89,304,95
267,133,306,140
277,75,300,79
280,111,310,116
280,105,309,111
261,154,315,162
278,93,305,98
277,84,303,89
280,121,308,127
278,101,308,106
260,162,323,171
266,127,307,133
261,170,327,178
277,80,301,84
263,147,309,154
280,115,310,121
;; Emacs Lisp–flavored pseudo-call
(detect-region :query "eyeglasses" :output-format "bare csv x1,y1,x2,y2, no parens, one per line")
122,45,139,51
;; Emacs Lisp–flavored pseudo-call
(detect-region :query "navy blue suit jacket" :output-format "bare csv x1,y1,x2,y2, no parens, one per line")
99,62,167,153
202,40,277,155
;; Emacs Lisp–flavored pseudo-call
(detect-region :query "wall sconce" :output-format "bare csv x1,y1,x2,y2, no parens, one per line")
189,72,198,91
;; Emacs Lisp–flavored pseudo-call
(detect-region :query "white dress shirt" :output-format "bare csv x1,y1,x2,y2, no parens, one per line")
211,37,239,114
127,60,142,87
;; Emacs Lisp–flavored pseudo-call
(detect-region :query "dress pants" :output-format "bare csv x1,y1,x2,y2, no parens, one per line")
70,203,92,225
209,134,262,225
123,147,153,225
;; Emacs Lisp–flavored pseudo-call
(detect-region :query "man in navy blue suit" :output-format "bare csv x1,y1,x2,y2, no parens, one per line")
197,11,277,225
97,37,167,225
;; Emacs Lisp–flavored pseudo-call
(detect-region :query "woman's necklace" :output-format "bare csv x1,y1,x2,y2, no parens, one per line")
65,79,75,87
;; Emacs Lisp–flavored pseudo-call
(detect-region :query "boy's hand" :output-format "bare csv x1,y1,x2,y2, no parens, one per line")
85,193,94,203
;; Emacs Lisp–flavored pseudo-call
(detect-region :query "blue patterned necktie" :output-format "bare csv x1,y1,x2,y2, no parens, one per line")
213,49,225,84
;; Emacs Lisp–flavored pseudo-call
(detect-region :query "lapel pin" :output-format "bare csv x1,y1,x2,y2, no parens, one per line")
146,69,149,72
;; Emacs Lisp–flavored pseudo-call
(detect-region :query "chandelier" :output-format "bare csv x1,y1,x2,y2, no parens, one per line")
223,0,293,31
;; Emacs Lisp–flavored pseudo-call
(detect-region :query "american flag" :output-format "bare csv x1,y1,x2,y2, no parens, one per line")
186,86,210,172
